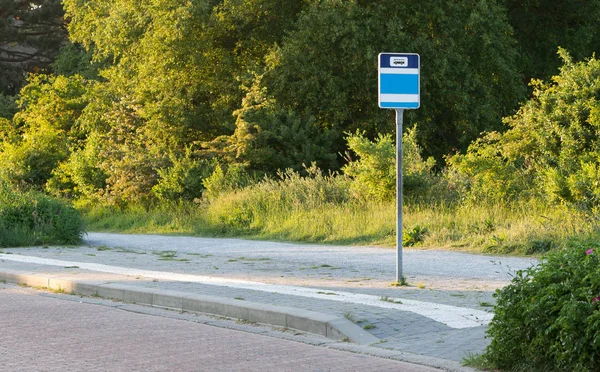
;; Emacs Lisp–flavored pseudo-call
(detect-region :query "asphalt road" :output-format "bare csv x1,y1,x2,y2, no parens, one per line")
0,283,440,372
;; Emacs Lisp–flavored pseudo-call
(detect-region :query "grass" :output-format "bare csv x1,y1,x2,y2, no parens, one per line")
363,324,376,330
79,174,600,255
151,250,189,261
316,291,338,296
380,296,403,304
462,352,495,370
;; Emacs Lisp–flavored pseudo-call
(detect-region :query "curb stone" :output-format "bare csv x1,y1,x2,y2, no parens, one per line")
0,269,377,344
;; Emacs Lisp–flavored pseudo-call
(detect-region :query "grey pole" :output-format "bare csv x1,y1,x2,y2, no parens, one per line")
396,109,404,283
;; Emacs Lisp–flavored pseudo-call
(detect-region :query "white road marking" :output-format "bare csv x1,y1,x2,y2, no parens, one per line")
0,254,493,329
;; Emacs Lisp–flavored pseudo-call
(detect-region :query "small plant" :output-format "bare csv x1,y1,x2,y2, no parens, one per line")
478,301,493,307
236,319,257,325
234,296,245,300
316,291,338,296
390,276,408,287
403,225,428,246
462,352,493,370
96,246,113,251
343,311,356,322
152,250,189,261
363,324,376,330
380,296,403,304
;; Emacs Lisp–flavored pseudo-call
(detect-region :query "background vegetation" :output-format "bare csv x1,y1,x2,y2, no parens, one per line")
1,0,600,255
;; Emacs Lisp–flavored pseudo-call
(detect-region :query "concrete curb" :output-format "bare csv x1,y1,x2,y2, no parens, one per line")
0,269,379,345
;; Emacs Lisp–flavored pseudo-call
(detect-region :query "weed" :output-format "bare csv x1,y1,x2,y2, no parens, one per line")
390,276,408,287
64,266,79,269
363,324,376,330
115,247,144,254
152,250,189,261
343,311,356,322
479,301,494,307
403,225,428,246
84,254,96,256
0,280,6,284
380,296,403,304
462,352,493,370
96,246,113,251
316,291,338,296
237,256,272,262
234,297,245,300
236,319,257,325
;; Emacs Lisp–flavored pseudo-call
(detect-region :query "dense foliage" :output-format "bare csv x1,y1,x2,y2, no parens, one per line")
0,181,84,246
449,51,600,209
485,242,600,370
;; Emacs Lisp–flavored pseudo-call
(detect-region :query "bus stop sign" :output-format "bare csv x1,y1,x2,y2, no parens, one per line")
378,53,420,109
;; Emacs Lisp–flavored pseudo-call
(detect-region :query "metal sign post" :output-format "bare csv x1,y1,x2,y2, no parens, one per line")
395,108,404,282
378,53,420,283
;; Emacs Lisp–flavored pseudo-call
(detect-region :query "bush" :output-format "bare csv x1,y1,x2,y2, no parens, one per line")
343,127,436,202
449,51,600,209
485,242,600,370
0,182,84,247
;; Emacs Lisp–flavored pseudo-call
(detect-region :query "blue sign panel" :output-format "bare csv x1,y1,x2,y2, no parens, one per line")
378,53,420,109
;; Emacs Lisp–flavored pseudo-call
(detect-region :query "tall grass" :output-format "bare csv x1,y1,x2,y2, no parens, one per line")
81,169,600,255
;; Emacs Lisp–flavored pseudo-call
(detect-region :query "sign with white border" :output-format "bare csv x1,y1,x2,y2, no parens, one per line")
378,53,420,109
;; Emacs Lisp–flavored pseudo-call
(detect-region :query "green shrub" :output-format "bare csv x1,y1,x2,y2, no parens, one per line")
449,50,600,209
0,182,84,247
485,242,600,370
343,127,436,202
202,164,255,200
152,150,216,202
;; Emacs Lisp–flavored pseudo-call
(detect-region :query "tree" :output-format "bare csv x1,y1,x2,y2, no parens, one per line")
0,0,67,95
503,0,600,82
263,0,526,161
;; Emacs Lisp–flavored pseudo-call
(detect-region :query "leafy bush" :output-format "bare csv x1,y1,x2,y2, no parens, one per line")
202,164,255,200
0,182,84,247
449,50,600,209
485,242,600,370
343,127,436,201
152,150,216,201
